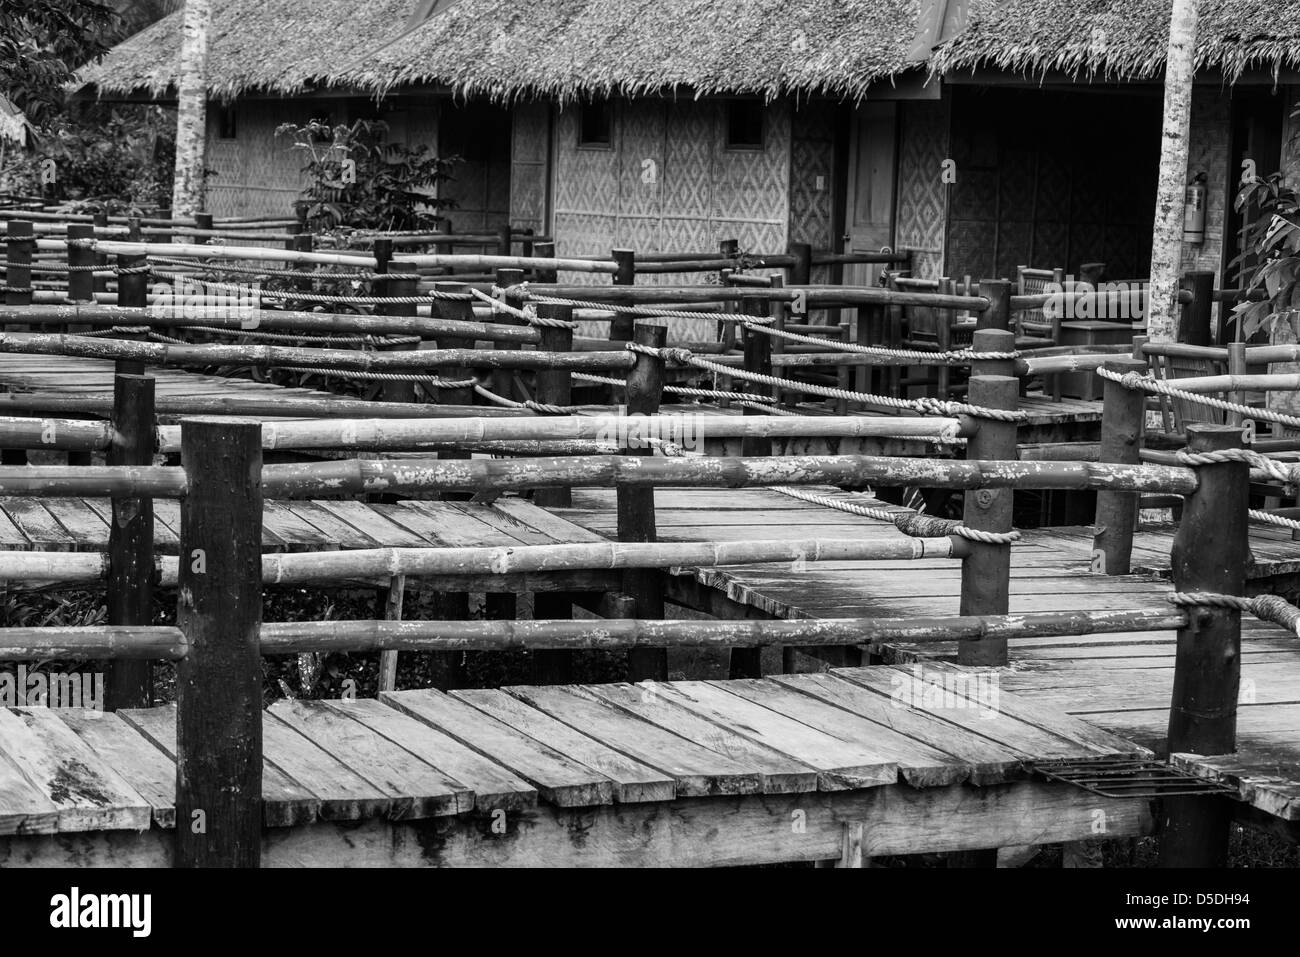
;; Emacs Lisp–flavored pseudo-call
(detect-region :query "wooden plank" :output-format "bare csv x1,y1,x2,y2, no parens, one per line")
289,500,382,549
502,684,763,798
322,696,536,813
0,504,31,548
456,502,555,546
492,497,606,543
268,699,471,819
41,499,110,549
640,680,900,790
316,500,431,548
379,689,612,807
0,747,59,835
0,707,150,831
400,500,525,546
261,710,392,821
769,672,1030,783
3,499,76,549
264,501,338,551
451,688,674,803
56,710,175,828
118,705,320,827
577,683,819,794
715,678,965,787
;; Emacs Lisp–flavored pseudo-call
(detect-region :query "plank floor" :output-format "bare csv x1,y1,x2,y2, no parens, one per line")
557,486,1300,822
0,666,1143,836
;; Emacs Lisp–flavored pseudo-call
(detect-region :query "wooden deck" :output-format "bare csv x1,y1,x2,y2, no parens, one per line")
0,668,1153,866
557,487,1300,826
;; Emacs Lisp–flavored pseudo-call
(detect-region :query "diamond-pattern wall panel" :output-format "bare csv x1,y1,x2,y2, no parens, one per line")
511,102,550,232
895,98,950,279
619,101,667,221
788,101,836,251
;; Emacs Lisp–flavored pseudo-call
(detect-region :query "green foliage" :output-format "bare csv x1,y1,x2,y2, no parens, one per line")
1,104,176,208
0,0,121,126
1230,106,1300,341
276,118,459,234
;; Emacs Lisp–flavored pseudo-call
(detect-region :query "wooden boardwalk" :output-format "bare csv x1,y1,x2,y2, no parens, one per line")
0,668,1152,866
557,487,1300,827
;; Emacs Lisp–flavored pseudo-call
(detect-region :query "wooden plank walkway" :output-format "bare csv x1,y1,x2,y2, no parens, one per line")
0,668,1153,865
557,487,1300,825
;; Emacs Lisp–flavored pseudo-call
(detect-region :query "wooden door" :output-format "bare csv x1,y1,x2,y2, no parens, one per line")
843,103,898,287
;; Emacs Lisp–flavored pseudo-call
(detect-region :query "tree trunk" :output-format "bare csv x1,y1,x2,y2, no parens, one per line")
170,0,212,219
1146,0,1200,343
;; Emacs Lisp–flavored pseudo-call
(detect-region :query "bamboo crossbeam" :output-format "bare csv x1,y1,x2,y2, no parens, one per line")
153,413,970,453
405,253,618,273
0,303,541,344
256,607,1188,654
0,465,184,497
33,238,376,267
0,333,635,372
0,415,113,451
512,284,989,311
258,537,964,584
257,454,1199,498
1019,352,1122,377
1151,373,1300,393
0,392,529,419
0,625,185,660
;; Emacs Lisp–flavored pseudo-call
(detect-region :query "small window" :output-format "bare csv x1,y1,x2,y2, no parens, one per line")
216,105,237,140
726,100,764,150
579,102,612,148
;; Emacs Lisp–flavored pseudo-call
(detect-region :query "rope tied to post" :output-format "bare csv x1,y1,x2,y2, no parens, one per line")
473,287,576,329
1098,365,1300,432
1174,447,1300,486
624,341,1028,422
768,485,1021,545
520,291,776,324
1167,591,1300,638
745,322,1021,364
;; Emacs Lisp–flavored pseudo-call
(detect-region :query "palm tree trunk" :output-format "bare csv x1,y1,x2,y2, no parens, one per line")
1146,0,1200,343
170,0,212,219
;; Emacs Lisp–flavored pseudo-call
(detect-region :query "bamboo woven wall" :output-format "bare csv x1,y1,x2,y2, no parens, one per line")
1180,87,1231,280
894,97,950,280
206,99,324,218
788,100,838,286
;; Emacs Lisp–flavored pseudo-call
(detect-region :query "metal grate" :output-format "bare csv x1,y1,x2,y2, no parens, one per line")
1032,758,1240,799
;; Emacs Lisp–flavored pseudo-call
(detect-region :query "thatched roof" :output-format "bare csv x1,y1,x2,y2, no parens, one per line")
77,0,1300,102
76,0,425,99
930,0,1300,81
345,0,922,101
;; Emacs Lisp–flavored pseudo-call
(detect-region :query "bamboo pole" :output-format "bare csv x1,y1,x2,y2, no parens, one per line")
0,333,636,372
0,415,113,451
41,238,377,267
407,253,618,273
1093,359,1148,576
511,283,988,310
0,625,185,660
0,392,524,419
254,607,1188,655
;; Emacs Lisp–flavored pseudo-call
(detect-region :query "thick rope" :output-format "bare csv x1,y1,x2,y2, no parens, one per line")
280,367,476,386
767,485,1021,544
572,371,778,404
1250,508,1300,532
472,287,576,329
627,343,1027,422
1167,591,1300,638
471,381,581,415
746,322,1019,363
1175,447,1300,485
150,255,420,282
1097,366,1300,432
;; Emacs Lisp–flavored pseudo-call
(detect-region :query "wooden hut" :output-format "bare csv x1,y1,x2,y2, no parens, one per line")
78,0,1300,294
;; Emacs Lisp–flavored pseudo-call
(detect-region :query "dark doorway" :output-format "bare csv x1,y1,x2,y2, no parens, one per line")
945,87,1163,280
439,104,513,233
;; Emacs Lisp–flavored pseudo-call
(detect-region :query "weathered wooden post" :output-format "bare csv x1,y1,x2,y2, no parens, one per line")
958,368,1018,667
976,278,1011,332
534,304,575,508
1160,422,1248,868
5,219,32,307
621,320,668,681
787,241,812,286
1226,342,1248,429
1092,358,1147,576
492,266,527,400
378,259,420,406
1180,270,1214,346
496,223,513,257
533,240,558,283
175,417,263,868
115,252,149,375
431,280,476,408
67,223,95,306
935,277,955,399
92,212,109,297
105,374,157,711
610,248,636,342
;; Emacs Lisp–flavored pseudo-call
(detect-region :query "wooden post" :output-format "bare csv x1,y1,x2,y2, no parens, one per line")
115,253,148,375
291,234,314,297
621,321,668,681
534,305,575,509
431,281,476,409
1092,358,1147,576
958,373,1018,666
1180,271,1214,346
92,213,109,297
496,223,513,257
378,260,419,406
1226,342,1247,428
787,241,812,286
5,219,32,306
936,277,954,399
377,574,406,693
610,248,636,342
175,417,263,868
532,591,573,685
533,240,558,283
1160,423,1247,868
194,212,214,241
977,278,1011,332
105,375,156,711
493,266,526,400
67,223,95,305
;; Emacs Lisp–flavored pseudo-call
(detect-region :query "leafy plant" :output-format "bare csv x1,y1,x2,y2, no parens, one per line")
1230,105,1300,341
0,0,120,127
276,118,459,234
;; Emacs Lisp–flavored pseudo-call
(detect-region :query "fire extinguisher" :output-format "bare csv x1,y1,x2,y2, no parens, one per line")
1183,172,1207,244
